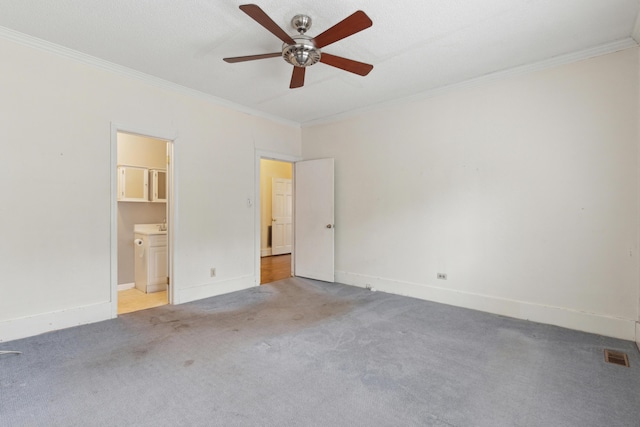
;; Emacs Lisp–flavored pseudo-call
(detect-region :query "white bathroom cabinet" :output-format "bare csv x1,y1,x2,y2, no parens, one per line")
117,166,148,202
135,232,168,293
149,169,167,202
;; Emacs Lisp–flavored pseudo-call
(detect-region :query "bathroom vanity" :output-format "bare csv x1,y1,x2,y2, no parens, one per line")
134,224,167,293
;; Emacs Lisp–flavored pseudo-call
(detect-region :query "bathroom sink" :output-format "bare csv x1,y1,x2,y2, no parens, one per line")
134,223,167,235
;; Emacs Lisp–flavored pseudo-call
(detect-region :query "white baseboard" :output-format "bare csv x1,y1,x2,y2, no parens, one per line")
177,275,256,304
336,271,636,341
261,248,272,257
117,282,135,291
635,322,640,352
0,302,112,343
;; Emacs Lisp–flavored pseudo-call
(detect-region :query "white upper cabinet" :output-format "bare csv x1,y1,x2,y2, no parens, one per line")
149,169,167,202
117,166,148,202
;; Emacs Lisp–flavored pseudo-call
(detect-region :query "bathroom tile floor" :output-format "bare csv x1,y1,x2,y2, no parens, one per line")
118,289,167,314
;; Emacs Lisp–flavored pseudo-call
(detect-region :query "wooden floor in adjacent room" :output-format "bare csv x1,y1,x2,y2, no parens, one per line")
261,253,291,284
118,289,167,314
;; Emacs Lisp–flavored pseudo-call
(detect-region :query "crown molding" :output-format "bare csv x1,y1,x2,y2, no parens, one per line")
302,38,638,128
0,26,300,129
2,25,636,130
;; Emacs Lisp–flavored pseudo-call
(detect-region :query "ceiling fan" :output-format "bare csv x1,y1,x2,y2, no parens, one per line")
223,4,373,89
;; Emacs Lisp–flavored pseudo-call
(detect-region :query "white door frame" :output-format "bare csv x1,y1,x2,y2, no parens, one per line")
254,150,301,285
110,123,178,317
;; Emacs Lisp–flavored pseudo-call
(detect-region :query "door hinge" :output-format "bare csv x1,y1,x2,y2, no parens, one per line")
166,155,170,165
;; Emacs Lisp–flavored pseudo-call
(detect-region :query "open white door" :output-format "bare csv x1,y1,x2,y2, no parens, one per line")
271,177,292,255
294,158,334,282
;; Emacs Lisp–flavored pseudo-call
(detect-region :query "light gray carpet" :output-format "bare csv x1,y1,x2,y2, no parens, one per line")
1,278,639,427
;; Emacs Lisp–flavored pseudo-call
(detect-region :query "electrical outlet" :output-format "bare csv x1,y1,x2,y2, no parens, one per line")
437,273,447,280
210,268,216,277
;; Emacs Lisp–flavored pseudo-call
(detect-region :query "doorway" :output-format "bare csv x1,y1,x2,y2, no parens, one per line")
259,159,293,284
111,127,174,316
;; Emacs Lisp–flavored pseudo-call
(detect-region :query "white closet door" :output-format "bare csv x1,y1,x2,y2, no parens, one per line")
294,158,334,282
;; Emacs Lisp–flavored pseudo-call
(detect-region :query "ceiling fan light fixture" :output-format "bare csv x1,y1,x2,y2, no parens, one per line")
294,50,310,66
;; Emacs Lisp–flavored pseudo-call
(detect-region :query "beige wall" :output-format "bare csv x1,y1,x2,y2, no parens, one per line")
0,36,301,341
2,31,638,343
260,159,292,254
303,48,639,340
117,132,167,169
117,133,168,285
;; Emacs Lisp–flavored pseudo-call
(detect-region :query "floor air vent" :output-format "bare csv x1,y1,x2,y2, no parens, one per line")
604,349,630,367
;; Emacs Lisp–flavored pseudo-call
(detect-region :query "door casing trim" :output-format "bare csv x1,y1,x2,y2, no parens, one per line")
110,123,178,317
254,150,301,285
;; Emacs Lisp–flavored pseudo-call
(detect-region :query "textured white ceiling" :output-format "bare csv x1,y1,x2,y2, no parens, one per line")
0,0,638,124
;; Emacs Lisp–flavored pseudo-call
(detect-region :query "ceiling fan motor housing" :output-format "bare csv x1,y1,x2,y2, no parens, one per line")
282,35,321,67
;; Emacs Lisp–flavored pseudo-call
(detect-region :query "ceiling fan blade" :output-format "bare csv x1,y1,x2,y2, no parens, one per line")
239,4,295,45
311,10,372,49
290,66,306,89
223,52,282,63
320,53,373,76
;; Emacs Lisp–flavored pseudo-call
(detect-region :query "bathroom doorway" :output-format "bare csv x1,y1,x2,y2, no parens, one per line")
259,159,293,284
112,128,174,315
